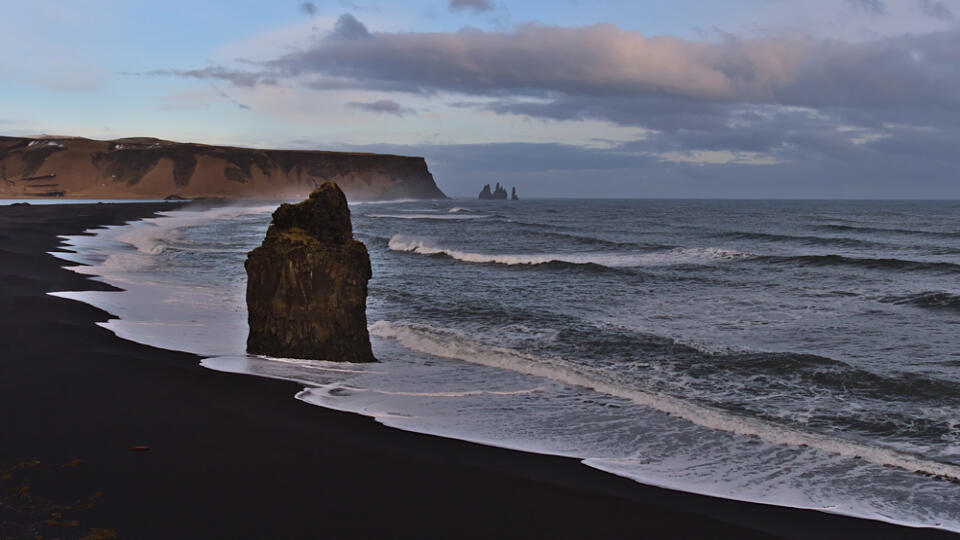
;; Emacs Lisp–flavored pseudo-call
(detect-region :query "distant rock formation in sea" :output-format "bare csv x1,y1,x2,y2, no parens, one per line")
0,135,446,200
245,182,376,362
479,182,510,200
511,187,519,201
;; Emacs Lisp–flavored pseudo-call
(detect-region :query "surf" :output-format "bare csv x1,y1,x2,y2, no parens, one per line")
369,320,960,482
387,235,754,268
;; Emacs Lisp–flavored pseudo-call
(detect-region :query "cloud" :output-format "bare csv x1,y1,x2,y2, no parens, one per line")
844,0,887,15
145,16,960,179
477,96,735,132
346,99,415,116
261,21,960,115
156,87,253,111
449,0,494,14
328,13,370,40
300,2,317,16
212,85,253,110
142,66,268,88
150,17,960,120
917,0,953,18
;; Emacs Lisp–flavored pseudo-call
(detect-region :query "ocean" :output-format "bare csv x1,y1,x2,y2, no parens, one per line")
48,198,960,532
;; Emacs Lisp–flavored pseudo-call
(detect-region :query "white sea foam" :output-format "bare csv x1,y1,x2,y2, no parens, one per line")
256,355,387,374
49,205,276,278
110,205,276,255
48,204,277,356
117,224,181,254
388,235,754,268
348,386,544,398
369,319,960,481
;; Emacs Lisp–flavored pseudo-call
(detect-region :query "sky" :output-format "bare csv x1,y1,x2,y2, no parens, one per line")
2,0,959,198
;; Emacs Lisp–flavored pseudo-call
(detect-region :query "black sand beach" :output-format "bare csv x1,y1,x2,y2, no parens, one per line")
0,203,954,539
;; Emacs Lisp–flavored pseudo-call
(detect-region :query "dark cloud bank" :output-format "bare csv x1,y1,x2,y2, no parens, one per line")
155,14,960,197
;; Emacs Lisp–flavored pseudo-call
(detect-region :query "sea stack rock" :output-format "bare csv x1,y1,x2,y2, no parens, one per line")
245,182,375,362
479,182,508,200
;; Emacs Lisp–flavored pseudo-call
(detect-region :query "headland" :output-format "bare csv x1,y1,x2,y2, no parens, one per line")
0,136,446,201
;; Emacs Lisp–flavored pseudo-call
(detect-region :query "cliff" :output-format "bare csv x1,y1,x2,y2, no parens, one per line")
0,136,446,200
245,182,375,362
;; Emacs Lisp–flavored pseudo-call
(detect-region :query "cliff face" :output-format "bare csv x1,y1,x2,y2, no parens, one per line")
245,182,375,362
0,136,446,200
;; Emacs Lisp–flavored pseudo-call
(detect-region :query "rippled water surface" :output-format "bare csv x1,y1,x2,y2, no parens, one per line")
53,199,960,532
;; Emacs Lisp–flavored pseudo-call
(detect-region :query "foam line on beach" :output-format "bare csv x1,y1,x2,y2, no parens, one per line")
255,355,388,374
369,320,960,482
340,385,545,398
115,205,276,254
579,457,954,533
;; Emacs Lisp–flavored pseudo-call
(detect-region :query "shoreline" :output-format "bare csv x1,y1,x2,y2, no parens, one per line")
0,202,954,539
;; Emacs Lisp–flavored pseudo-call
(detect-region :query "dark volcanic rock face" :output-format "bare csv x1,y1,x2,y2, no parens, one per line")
245,182,375,362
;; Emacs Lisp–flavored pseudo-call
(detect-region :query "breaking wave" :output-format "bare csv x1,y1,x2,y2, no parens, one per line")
116,225,181,255
388,235,753,268
369,320,960,481
116,205,275,255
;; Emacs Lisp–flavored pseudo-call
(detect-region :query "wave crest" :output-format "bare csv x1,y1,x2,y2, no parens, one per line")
116,225,180,254
387,235,753,268
370,320,960,481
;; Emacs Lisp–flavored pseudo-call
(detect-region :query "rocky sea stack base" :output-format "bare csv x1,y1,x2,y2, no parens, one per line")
245,182,375,362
